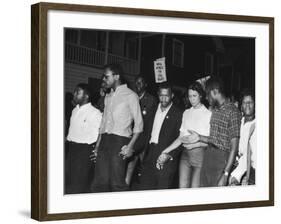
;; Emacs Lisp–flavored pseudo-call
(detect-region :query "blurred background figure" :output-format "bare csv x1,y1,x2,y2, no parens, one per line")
126,75,157,186
182,90,191,110
230,91,240,108
96,81,108,113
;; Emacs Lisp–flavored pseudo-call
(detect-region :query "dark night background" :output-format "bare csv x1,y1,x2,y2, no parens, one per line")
64,28,255,122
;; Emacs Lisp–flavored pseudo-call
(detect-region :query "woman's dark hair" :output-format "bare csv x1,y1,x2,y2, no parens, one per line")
187,81,206,100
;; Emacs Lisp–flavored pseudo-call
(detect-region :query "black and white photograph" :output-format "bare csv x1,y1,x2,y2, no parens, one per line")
63,28,256,194
30,2,274,221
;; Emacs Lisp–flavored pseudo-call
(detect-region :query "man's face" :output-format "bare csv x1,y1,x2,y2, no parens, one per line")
135,77,146,94
73,87,86,105
158,88,173,108
242,95,255,116
206,89,218,107
103,68,116,89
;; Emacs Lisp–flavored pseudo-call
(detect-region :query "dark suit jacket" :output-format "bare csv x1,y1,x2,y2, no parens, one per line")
145,103,183,159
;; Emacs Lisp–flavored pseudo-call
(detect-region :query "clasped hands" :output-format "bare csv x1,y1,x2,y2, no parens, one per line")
156,130,200,170
119,145,135,160
156,153,173,170
90,145,98,163
180,130,200,147
90,144,135,162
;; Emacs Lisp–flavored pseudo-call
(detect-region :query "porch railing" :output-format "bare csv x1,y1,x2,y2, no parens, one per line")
65,42,139,75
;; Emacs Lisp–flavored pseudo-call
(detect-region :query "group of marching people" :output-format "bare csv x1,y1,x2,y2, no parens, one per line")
65,63,256,194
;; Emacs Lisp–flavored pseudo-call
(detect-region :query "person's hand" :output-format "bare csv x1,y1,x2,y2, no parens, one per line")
119,145,134,160
188,130,200,143
217,174,228,186
156,153,172,170
90,145,99,163
179,136,192,144
229,176,240,186
180,130,200,144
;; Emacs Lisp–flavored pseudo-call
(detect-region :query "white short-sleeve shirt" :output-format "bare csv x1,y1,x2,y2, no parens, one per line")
67,103,102,144
179,105,212,137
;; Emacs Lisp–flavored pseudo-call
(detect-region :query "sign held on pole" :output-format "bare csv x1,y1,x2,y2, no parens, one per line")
154,57,167,83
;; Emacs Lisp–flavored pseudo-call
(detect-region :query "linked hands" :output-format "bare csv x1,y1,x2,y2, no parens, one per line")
156,153,173,170
90,145,99,163
180,130,200,144
119,145,135,160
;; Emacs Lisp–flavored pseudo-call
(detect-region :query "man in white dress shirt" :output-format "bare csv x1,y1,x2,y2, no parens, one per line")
65,83,102,194
133,82,183,190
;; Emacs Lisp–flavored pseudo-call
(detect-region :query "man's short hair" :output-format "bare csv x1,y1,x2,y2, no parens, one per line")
103,63,125,84
157,82,173,94
205,77,225,95
135,75,147,83
76,83,91,98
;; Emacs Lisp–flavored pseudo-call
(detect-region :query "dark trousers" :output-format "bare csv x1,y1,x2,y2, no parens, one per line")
91,134,130,192
248,167,255,185
133,143,179,190
200,146,229,187
65,142,94,194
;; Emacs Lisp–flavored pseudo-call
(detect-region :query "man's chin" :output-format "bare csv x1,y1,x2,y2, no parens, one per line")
161,104,169,108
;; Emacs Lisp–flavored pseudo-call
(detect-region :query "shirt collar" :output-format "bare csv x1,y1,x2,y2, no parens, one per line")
157,102,173,113
139,91,146,100
76,102,91,110
114,84,127,93
242,116,255,125
108,84,127,97
217,99,231,110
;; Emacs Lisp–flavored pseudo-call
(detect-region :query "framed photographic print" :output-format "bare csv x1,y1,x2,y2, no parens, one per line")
31,2,274,221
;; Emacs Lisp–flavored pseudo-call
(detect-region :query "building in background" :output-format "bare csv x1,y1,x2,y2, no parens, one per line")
64,28,255,105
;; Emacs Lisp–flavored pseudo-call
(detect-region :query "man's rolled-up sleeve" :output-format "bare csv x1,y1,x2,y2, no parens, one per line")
229,110,241,140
